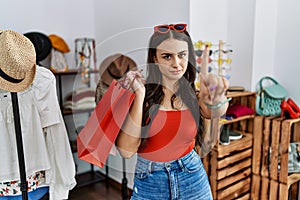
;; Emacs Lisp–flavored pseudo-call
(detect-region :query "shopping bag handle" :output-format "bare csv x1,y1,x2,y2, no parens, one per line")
117,73,137,90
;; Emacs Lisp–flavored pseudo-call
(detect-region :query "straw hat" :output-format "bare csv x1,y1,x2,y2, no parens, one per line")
0,30,36,92
24,32,52,63
99,54,137,85
48,34,70,53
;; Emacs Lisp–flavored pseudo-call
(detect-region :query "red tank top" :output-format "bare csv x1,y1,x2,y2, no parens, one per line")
138,109,197,162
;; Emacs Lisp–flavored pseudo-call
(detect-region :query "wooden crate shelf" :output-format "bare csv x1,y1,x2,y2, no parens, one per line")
216,133,252,158
210,135,253,199
217,177,251,200
218,148,252,169
204,91,256,199
222,114,255,125
217,168,251,190
251,116,300,200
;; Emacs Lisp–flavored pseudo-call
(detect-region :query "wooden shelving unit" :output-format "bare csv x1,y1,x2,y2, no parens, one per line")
52,69,98,109
203,91,256,200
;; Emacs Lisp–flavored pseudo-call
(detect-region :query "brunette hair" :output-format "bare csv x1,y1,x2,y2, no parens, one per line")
141,28,205,147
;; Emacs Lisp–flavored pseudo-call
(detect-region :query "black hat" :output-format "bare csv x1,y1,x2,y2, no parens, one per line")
24,32,52,64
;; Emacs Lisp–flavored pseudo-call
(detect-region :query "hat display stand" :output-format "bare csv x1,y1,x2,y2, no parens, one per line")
11,92,28,200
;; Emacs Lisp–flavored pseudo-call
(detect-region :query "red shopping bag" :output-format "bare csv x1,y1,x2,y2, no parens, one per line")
77,79,135,167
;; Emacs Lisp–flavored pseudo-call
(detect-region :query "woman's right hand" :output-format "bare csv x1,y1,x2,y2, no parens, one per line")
122,69,146,97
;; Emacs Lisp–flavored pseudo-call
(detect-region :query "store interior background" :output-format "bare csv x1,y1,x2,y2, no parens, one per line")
1,0,299,189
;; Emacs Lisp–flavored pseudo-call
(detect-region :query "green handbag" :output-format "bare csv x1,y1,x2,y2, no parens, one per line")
256,76,287,116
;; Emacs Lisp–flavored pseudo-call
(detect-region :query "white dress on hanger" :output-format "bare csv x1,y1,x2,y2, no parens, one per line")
0,66,76,199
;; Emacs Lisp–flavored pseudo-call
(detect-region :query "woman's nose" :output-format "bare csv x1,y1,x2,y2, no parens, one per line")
172,57,181,68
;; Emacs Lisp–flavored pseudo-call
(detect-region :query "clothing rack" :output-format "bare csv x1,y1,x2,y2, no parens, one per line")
11,92,28,200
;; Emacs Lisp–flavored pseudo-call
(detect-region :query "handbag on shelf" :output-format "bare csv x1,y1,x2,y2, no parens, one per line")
77,79,135,167
256,76,287,116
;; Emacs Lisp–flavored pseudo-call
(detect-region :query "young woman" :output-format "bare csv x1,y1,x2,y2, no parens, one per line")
116,23,229,199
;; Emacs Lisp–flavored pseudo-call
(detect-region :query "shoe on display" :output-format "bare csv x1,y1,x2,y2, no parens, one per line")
280,100,300,119
220,125,230,145
287,98,300,114
228,130,243,140
220,125,243,145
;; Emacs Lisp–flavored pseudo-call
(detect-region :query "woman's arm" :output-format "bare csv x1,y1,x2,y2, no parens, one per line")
116,70,145,158
197,45,229,119
116,93,144,158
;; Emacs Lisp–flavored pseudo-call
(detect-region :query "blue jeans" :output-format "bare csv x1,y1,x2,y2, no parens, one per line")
131,150,212,200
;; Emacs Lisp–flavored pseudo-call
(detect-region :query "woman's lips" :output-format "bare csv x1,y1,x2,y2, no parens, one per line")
170,70,182,75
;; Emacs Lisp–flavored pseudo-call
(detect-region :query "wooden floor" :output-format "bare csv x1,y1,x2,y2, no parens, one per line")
39,171,130,199
69,181,123,200
68,172,130,200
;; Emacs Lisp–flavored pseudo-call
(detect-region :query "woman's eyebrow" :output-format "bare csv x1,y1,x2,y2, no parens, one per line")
178,50,188,54
160,50,187,56
160,52,172,56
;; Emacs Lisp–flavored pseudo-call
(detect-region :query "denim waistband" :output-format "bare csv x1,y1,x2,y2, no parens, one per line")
137,150,197,172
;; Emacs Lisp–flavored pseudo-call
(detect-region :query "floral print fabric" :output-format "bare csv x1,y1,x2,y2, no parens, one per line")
0,171,45,196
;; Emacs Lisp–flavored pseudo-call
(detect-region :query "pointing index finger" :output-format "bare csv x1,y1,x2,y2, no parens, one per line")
200,45,210,78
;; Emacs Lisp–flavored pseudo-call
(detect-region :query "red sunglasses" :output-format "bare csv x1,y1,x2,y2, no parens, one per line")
154,24,187,34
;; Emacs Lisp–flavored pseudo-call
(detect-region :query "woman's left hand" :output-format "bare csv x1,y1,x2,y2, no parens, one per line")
197,45,229,117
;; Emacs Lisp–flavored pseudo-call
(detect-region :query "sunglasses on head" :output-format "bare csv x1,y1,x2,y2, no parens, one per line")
154,24,187,34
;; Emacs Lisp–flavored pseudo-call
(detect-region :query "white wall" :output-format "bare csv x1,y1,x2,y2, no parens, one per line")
227,0,255,90
190,1,228,42
273,0,300,103
0,0,96,69
94,0,190,72
251,0,279,90
251,0,300,104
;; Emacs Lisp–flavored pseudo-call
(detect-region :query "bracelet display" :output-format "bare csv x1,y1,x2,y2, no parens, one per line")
206,98,232,109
